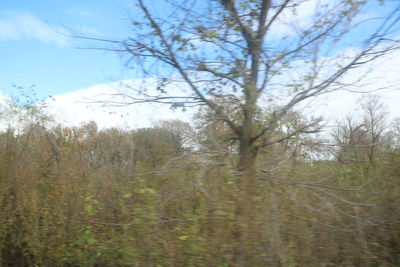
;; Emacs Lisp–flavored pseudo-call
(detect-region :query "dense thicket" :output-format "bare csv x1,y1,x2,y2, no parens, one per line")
0,102,399,266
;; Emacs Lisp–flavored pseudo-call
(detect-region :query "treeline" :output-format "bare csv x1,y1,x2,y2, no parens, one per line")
0,98,399,266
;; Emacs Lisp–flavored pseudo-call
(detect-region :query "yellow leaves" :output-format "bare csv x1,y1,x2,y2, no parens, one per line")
138,188,156,195
253,196,263,201
84,196,98,216
85,204,95,216
123,192,133,198
215,210,229,216
178,235,189,241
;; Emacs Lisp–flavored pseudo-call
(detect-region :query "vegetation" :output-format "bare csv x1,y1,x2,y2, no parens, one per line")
2,0,400,265
0,97,399,266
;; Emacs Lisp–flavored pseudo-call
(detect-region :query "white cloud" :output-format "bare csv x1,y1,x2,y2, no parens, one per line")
266,0,331,37
266,0,379,39
0,11,69,46
44,79,195,129
44,60,400,131
291,48,400,124
41,34,400,130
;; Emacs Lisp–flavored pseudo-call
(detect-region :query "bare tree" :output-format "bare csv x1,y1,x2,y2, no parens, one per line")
331,116,370,163
331,95,388,164
360,95,388,164
88,0,400,174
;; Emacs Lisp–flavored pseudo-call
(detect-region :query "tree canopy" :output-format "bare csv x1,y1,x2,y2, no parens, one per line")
94,0,400,172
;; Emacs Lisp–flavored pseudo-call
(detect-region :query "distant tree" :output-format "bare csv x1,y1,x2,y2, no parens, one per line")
132,124,186,168
331,95,388,164
331,116,371,163
360,95,388,164
156,120,196,149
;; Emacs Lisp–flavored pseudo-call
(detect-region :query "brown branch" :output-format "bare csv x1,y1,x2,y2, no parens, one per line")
222,0,253,45
138,0,241,135
262,0,291,36
197,64,244,87
260,121,321,148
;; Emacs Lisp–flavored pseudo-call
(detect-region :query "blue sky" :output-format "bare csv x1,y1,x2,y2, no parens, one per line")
0,0,137,100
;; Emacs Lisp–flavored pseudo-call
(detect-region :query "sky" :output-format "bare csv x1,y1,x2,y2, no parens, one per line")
0,0,136,99
0,0,400,129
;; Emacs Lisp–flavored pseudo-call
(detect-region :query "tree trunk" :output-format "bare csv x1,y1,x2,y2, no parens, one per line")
234,139,259,266
237,143,258,173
